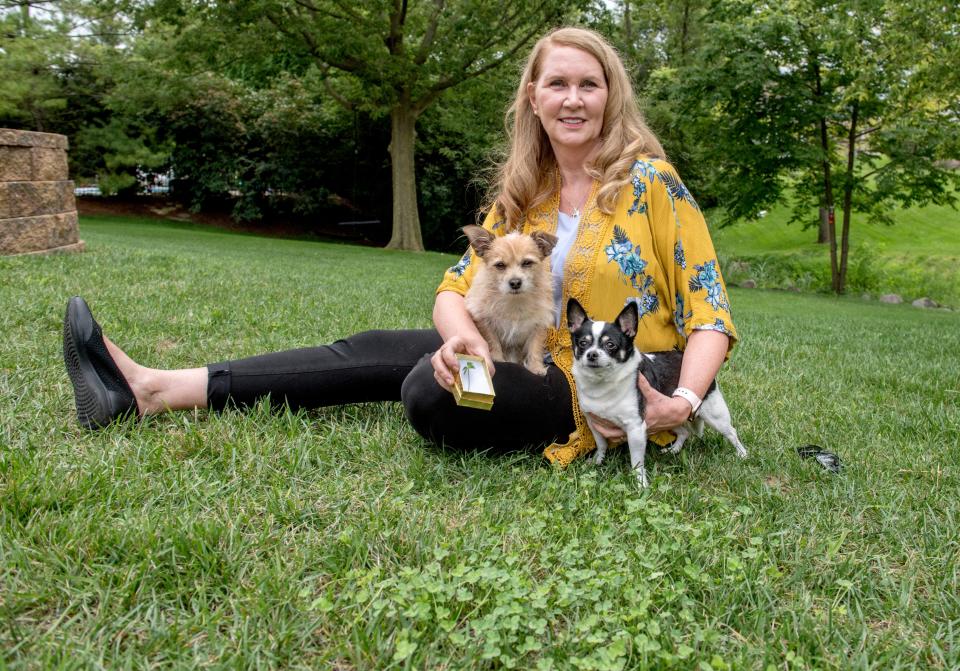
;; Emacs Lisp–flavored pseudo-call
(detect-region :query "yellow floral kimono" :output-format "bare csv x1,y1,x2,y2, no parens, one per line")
437,157,738,465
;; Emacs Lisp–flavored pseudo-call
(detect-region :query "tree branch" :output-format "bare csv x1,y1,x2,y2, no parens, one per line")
0,0,58,8
414,0,444,66
386,0,405,55
319,65,356,111
266,8,363,73
854,125,882,139
324,0,365,24
860,159,896,181
422,17,543,109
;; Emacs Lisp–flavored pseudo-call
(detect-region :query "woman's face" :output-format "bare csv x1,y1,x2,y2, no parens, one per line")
527,45,608,157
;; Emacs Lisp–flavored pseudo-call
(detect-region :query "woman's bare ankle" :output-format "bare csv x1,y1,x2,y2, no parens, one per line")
103,336,209,414
103,336,152,415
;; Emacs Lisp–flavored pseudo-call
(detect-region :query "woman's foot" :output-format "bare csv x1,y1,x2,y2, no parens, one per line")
63,297,139,429
63,298,212,425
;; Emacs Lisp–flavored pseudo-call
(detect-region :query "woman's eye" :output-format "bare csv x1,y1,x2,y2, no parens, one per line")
549,79,564,88
494,262,507,270
581,80,597,89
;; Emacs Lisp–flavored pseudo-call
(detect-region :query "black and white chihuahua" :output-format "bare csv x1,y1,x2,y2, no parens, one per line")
567,298,747,488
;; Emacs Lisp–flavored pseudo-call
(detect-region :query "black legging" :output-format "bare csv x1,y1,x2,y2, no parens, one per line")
206,329,575,451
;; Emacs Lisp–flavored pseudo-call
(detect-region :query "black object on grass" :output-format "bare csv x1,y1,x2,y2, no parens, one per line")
797,445,842,473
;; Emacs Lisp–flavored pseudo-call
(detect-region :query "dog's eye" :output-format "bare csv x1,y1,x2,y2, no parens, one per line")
521,259,535,268
604,341,617,352
494,261,507,270
578,337,591,348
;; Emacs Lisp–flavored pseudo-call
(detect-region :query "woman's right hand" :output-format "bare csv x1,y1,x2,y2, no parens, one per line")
431,334,496,391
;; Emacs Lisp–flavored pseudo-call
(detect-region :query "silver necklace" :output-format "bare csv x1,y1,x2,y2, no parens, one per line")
562,186,589,219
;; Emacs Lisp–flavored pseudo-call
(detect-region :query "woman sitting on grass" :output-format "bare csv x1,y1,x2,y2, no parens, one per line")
64,26,737,464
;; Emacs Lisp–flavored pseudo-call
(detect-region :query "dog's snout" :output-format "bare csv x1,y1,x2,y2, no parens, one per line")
586,350,598,362
508,278,522,290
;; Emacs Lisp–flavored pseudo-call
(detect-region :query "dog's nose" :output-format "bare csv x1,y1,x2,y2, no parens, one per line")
509,278,522,290
586,350,598,362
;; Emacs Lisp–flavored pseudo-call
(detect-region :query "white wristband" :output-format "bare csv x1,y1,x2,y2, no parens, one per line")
672,387,702,417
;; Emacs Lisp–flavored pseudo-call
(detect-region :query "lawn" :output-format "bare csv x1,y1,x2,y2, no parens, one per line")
708,199,960,307
1,214,959,669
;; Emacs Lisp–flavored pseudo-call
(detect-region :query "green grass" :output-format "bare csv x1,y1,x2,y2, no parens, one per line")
709,199,960,307
2,214,959,669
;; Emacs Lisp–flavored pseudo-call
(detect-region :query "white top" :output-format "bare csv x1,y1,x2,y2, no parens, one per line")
551,210,579,326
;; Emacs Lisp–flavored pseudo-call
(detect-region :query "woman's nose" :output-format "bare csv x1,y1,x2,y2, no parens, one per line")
564,86,582,106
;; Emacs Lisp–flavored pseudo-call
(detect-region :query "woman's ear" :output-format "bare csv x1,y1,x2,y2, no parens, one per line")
526,81,537,116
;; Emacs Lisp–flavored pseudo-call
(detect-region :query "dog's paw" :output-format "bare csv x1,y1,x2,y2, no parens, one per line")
661,444,682,455
634,466,650,488
525,361,547,376
593,451,606,465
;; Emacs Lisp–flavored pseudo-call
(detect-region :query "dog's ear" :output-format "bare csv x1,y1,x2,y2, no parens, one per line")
615,301,639,339
567,298,589,332
531,231,559,259
463,225,494,258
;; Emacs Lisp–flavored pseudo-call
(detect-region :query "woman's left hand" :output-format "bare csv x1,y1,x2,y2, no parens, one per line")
636,374,692,434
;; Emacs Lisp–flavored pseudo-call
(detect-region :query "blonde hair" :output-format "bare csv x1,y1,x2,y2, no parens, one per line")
488,27,665,229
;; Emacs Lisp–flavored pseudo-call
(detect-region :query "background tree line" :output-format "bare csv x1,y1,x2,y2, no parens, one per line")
2,0,957,292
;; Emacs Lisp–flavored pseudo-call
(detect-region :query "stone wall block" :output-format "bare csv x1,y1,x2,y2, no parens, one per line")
33,147,70,181
0,146,35,181
0,128,68,149
1,128,80,255
0,212,80,255
0,181,76,219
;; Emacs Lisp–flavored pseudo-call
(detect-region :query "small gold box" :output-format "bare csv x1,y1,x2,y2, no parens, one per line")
452,354,495,411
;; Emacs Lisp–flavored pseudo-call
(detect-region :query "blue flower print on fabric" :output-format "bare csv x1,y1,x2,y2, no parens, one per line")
627,160,657,216
449,250,471,277
628,293,660,319
627,159,700,217
696,318,734,337
606,225,660,318
674,240,686,270
628,171,647,216
673,291,693,337
688,260,730,312
658,171,700,211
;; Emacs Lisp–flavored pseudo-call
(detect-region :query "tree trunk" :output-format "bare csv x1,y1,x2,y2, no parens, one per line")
623,0,632,44
679,0,692,65
824,114,839,283
814,62,833,246
837,100,859,294
813,66,838,289
386,100,424,251
818,207,831,244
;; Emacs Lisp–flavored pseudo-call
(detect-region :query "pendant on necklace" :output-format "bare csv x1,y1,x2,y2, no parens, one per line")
573,207,580,219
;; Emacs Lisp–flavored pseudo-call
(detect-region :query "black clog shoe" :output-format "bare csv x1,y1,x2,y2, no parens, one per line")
62,297,138,429
797,444,843,473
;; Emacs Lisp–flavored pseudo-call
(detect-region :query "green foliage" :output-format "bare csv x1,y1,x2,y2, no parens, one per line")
149,0,580,249
712,197,960,305
0,5,70,130
414,67,515,250
7,0,957,261
74,118,171,195
2,215,959,667
653,0,960,294
596,0,717,202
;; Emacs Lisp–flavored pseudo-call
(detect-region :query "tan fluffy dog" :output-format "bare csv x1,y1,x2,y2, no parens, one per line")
463,225,558,375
